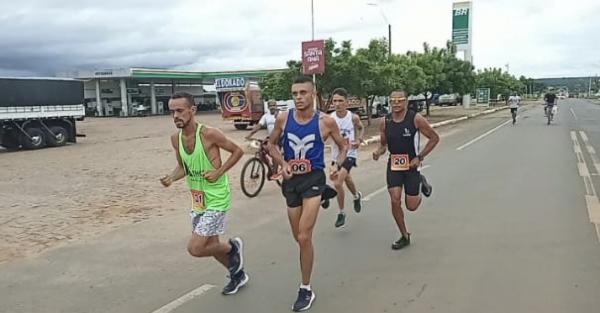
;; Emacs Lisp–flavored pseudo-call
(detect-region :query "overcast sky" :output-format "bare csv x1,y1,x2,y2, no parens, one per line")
0,0,598,78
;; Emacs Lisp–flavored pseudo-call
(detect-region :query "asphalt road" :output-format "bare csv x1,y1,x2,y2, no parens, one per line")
1,100,599,313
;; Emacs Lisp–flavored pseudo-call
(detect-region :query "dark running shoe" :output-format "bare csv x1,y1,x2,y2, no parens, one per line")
228,237,244,275
292,288,316,312
420,174,432,198
353,191,363,213
391,234,411,250
222,270,249,295
334,212,346,228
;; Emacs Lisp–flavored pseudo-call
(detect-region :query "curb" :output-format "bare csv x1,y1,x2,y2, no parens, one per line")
362,105,510,146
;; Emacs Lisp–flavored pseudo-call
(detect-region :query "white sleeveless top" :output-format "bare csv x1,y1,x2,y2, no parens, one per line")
330,111,358,160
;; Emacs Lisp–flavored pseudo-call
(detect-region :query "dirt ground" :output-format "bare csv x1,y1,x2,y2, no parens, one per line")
0,105,500,263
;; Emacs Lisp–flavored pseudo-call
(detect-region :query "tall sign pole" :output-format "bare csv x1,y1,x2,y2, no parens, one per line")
311,0,317,109
452,1,473,63
302,41,325,78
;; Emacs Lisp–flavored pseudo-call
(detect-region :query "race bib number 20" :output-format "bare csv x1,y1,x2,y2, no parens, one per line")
390,154,410,171
289,159,312,175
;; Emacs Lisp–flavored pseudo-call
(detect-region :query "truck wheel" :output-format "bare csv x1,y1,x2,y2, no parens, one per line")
1,133,20,150
47,126,68,147
234,124,248,130
20,127,47,149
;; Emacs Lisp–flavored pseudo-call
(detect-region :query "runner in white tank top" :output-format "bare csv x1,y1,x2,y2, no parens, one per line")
328,88,365,228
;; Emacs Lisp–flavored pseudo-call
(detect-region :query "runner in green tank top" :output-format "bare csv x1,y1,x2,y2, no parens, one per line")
160,92,248,295
178,123,231,212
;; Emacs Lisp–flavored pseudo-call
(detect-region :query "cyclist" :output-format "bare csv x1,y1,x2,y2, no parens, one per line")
246,100,280,179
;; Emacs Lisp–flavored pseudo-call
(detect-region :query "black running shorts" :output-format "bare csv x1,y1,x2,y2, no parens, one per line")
386,165,421,196
282,170,326,207
332,157,357,173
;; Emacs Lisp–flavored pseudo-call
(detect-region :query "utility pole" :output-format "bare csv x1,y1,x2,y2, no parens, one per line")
388,23,392,57
368,2,391,58
311,0,317,110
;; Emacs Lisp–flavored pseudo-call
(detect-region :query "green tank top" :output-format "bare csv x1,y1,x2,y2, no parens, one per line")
178,124,231,213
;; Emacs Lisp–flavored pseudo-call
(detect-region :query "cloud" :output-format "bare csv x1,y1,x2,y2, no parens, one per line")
0,0,598,78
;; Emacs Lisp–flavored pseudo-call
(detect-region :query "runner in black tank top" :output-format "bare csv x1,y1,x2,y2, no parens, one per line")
386,109,419,168
372,90,440,250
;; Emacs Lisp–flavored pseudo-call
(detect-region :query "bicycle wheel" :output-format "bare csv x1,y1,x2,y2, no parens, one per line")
241,157,265,197
547,112,552,125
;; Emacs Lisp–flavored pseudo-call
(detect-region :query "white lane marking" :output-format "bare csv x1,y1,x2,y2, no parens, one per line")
151,284,215,313
579,131,589,143
570,107,578,120
571,131,600,243
456,119,512,151
579,163,591,180
364,165,430,201
363,186,389,202
583,175,594,196
580,131,600,173
571,131,578,141
585,195,600,224
591,154,600,171
572,131,585,163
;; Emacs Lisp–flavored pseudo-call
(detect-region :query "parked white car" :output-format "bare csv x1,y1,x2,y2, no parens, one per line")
438,93,460,106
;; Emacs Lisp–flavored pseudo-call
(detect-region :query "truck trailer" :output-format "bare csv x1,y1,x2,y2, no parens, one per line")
0,77,85,150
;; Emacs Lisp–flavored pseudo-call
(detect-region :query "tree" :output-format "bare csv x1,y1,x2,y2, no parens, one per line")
406,41,474,115
260,60,301,100
475,68,525,101
261,37,480,117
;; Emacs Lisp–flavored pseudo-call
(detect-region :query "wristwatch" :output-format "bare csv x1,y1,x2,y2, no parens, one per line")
417,154,424,161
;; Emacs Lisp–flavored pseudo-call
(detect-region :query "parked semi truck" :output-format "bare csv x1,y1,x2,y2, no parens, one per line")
0,77,85,150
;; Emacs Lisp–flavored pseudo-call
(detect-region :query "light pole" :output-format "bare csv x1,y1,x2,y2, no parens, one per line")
367,2,391,57
311,0,315,41
311,0,316,109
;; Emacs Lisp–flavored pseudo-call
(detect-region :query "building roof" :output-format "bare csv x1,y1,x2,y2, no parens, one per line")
64,67,287,83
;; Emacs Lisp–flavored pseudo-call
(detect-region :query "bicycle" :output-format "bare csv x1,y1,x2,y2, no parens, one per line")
545,103,556,125
240,138,282,198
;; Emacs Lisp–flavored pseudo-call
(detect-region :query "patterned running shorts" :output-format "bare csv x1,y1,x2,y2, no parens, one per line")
190,210,226,237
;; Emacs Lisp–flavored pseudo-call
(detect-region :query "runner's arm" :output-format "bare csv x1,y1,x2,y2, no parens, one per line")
352,113,365,144
161,134,186,187
267,112,287,168
373,118,387,159
414,114,439,160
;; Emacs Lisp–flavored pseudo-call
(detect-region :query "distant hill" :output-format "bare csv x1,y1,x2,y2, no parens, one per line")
534,77,596,93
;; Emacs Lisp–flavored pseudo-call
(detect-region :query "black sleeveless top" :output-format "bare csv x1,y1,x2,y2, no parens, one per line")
385,110,420,158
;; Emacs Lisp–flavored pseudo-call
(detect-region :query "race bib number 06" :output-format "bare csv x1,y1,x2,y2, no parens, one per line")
289,159,312,175
390,154,410,171
190,189,206,212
